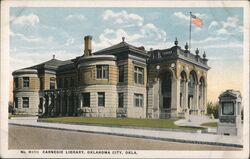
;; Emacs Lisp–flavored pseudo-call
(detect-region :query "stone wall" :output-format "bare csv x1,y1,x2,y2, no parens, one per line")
14,91,39,115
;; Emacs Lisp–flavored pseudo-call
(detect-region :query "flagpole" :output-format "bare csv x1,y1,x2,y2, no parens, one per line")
189,12,192,52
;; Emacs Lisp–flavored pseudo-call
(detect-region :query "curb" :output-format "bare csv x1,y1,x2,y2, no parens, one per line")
37,120,200,133
9,123,243,148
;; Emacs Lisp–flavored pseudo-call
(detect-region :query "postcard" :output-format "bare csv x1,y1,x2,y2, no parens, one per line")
0,0,249,158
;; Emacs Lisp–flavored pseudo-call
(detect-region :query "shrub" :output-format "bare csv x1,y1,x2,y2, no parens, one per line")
207,101,219,119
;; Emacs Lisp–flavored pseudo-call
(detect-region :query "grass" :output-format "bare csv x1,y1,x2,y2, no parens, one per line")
39,117,204,131
200,122,218,127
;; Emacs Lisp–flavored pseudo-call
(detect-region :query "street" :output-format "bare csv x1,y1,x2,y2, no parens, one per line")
9,125,240,150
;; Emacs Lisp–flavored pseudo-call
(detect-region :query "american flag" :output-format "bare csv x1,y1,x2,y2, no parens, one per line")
191,14,203,27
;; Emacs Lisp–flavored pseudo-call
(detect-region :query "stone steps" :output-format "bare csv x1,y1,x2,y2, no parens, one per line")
188,115,211,122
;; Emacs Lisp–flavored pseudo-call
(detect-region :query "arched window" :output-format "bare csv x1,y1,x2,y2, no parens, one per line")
199,77,205,109
180,71,187,108
188,71,197,109
161,71,172,108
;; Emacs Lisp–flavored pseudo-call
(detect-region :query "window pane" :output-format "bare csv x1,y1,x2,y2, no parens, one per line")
50,78,56,89
134,94,143,107
23,77,29,88
97,65,108,79
139,95,143,107
14,98,18,108
14,78,18,88
118,93,124,108
103,69,107,79
98,92,105,106
138,74,143,84
119,66,124,82
97,66,102,78
83,93,90,107
134,72,137,83
22,97,29,108
134,67,144,84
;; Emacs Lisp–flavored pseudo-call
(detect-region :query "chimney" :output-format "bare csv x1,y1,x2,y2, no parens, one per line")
84,35,92,56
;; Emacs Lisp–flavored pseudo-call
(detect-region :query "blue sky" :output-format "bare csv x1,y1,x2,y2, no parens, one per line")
9,7,244,102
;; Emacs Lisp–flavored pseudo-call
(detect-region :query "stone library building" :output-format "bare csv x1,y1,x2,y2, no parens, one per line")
12,35,210,119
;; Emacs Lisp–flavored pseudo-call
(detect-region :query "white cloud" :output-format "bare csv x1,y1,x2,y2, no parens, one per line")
91,10,168,52
93,28,143,51
102,10,144,27
10,30,43,42
141,23,166,41
208,21,219,29
93,26,169,52
173,12,189,21
209,16,243,36
203,42,243,49
10,49,78,73
65,14,86,21
192,36,226,45
10,13,39,26
64,37,75,46
173,12,207,23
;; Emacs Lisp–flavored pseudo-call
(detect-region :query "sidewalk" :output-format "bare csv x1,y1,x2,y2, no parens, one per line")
8,118,243,148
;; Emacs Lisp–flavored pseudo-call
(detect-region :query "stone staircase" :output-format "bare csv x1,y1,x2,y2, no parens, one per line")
188,115,211,123
175,115,215,128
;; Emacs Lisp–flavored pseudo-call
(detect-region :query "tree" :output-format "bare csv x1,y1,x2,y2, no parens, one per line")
207,101,219,119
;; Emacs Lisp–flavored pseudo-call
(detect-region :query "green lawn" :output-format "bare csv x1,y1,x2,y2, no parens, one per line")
39,117,203,131
200,122,218,127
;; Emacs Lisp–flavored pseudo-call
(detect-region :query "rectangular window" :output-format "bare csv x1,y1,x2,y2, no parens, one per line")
50,77,56,90
14,97,18,108
40,78,44,90
82,93,90,107
134,66,144,84
96,65,109,79
118,65,124,82
118,93,124,108
23,77,29,88
14,78,18,88
98,92,105,107
22,97,29,108
134,94,143,107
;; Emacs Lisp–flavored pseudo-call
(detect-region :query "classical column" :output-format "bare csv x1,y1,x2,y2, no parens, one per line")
79,93,83,109
74,93,78,116
194,82,200,115
176,77,180,113
185,80,189,114
41,97,44,116
171,77,180,118
45,94,49,116
153,78,160,119
48,93,52,116
59,92,63,116
204,85,207,114
66,91,70,116
200,84,204,115
54,93,57,116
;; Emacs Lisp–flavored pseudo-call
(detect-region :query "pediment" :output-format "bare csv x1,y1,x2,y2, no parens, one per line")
219,90,241,99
